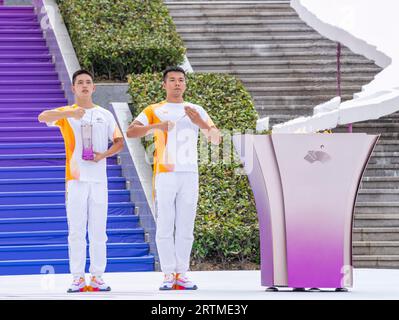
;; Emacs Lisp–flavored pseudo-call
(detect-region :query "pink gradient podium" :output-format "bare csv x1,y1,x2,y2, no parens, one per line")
233,133,378,290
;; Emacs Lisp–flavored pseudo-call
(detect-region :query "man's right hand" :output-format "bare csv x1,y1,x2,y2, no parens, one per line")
69,107,85,120
156,120,175,132
126,120,175,139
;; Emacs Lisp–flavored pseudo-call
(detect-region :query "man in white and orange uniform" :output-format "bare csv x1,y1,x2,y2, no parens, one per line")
38,70,123,293
127,66,221,290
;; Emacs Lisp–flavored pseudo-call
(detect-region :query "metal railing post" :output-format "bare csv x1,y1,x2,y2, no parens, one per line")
337,42,353,133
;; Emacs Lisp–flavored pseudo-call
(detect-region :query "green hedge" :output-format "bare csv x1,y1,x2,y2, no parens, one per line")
128,73,260,266
56,0,186,80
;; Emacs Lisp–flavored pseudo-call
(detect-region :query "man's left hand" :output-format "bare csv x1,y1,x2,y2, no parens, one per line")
91,152,106,163
185,106,206,128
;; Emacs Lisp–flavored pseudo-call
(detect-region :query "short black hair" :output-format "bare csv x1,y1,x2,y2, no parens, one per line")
163,66,186,82
72,69,94,85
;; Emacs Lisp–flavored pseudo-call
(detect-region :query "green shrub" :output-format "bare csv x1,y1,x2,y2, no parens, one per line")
128,73,260,265
56,0,185,80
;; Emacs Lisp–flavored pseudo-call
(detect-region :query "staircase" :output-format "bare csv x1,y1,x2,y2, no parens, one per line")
339,112,399,269
165,0,381,126
165,0,399,268
0,5,154,275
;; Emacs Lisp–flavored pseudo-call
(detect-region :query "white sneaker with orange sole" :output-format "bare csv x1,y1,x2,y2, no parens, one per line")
174,273,198,290
87,276,111,292
67,276,87,293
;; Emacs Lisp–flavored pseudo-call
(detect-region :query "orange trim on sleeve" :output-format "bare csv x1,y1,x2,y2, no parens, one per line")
113,126,123,140
145,101,175,175
54,105,78,182
144,101,175,200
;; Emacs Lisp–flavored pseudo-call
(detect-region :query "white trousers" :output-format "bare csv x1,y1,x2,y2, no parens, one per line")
66,180,108,277
155,172,199,274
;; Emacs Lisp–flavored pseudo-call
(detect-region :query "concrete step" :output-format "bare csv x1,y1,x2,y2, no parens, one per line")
170,12,300,21
360,176,399,189
374,140,399,152
334,114,399,130
253,94,353,106
257,111,312,120
187,51,371,62
335,126,398,135
196,63,374,73
257,110,310,119
220,81,372,93
191,59,376,69
183,35,332,45
169,7,296,15
244,85,360,96
239,76,374,88
364,164,399,177
371,118,399,124
207,68,379,78
175,20,309,29
167,4,294,11
379,133,399,140
185,43,364,54
354,215,399,228
269,116,298,126
355,202,399,214
333,131,399,140
358,189,399,202
348,123,399,134
176,26,316,37
368,152,399,166
353,227,399,241
353,255,399,268
260,114,308,123
255,104,313,116
353,241,399,255
257,106,326,117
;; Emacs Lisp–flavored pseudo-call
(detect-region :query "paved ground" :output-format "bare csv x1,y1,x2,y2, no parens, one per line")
0,269,398,300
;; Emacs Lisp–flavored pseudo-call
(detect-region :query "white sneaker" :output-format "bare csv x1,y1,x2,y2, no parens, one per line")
67,276,87,293
159,273,175,291
87,276,111,292
175,273,198,290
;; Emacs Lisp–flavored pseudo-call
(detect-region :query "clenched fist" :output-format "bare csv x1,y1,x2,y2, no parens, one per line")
156,120,175,132
69,107,86,120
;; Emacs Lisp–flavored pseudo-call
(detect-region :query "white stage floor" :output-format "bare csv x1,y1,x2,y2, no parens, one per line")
0,269,398,300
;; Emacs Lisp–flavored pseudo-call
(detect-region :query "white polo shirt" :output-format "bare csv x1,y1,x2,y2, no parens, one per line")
135,101,215,174
47,104,123,183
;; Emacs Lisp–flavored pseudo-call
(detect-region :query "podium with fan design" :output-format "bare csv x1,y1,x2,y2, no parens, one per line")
233,133,378,290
